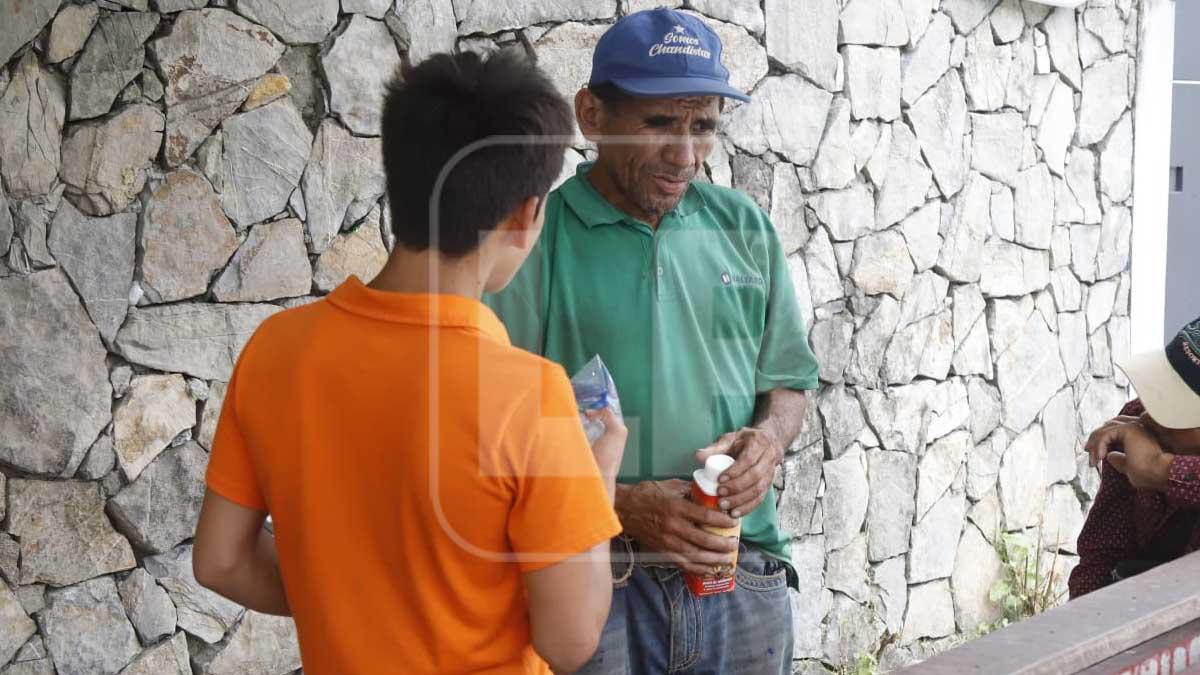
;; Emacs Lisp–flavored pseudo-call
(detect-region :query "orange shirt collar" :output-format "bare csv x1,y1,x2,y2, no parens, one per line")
326,276,511,345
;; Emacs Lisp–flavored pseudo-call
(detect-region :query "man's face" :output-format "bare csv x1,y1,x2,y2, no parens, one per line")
587,95,720,224
1141,413,1200,455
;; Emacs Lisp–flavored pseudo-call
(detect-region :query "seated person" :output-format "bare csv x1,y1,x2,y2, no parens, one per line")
1069,316,1200,598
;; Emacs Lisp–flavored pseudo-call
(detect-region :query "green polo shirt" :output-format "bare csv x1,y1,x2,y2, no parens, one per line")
484,162,820,563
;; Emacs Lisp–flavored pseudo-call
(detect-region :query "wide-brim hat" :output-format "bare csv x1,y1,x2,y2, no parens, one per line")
1116,317,1200,429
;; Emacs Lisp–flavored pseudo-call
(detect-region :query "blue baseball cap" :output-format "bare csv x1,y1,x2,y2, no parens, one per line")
588,8,750,102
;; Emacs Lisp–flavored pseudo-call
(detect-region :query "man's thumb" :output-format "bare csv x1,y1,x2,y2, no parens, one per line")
1107,451,1128,474
696,435,735,463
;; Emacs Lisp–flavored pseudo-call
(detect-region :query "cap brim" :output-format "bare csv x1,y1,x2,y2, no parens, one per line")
1116,350,1200,429
607,76,751,102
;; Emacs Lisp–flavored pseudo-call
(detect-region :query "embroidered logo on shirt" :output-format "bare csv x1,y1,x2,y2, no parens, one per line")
720,271,764,287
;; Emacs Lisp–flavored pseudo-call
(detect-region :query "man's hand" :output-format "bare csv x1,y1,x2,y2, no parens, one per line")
615,480,739,577
695,426,784,518
1086,415,1142,468
1088,421,1175,491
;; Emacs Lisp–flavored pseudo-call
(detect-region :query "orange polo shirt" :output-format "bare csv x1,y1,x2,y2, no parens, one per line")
205,276,621,674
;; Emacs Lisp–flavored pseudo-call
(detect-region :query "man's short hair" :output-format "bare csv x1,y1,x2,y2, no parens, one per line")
381,49,574,257
587,81,725,113
587,81,634,110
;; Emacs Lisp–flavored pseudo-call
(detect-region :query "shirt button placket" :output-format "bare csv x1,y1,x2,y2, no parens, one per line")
653,226,671,302
651,236,662,301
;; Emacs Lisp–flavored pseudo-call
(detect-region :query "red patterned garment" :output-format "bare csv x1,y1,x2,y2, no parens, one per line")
1069,400,1200,599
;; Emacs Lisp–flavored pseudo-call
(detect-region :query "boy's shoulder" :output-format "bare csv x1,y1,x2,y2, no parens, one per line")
481,337,574,399
232,298,334,366
454,338,581,448
245,297,326,338
240,295,573,394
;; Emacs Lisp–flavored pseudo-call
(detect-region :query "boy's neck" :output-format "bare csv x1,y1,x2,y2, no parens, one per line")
367,247,488,300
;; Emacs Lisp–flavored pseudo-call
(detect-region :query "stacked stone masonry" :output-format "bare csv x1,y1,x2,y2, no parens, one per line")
0,0,1137,672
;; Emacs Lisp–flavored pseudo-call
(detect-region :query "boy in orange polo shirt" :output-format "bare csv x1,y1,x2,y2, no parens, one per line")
191,49,625,674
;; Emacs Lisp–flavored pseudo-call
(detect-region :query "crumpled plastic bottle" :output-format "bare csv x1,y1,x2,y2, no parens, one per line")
569,355,624,444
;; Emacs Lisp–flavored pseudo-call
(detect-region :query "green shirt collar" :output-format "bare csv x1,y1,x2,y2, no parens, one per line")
559,161,708,229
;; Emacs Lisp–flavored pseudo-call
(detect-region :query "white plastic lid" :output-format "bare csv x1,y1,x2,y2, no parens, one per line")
692,454,736,496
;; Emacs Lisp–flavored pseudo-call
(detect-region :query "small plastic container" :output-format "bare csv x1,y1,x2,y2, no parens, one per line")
683,454,742,597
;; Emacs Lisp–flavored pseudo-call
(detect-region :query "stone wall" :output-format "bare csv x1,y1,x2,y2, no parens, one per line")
0,0,1138,673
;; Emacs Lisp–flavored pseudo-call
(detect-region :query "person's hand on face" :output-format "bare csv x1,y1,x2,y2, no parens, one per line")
694,427,784,519
618,479,739,577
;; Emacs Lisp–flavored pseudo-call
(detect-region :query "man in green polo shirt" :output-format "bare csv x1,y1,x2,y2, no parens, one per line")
486,8,819,674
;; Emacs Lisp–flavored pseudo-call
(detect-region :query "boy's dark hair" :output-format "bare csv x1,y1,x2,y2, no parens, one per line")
381,49,574,257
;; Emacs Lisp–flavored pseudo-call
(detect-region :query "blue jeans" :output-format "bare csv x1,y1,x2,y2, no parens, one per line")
577,537,794,675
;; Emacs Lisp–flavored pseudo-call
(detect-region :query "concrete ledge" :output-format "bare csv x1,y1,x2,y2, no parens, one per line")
894,552,1200,675
1076,618,1200,675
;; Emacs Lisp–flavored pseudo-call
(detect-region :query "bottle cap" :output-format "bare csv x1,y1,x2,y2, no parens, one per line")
692,454,735,496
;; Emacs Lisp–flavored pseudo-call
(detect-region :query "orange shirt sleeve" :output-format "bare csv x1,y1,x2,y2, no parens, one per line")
205,352,269,512
506,364,622,573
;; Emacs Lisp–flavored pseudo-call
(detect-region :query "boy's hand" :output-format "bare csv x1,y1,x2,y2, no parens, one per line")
695,426,783,518
1090,422,1175,491
615,479,739,577
1086,415,1142,468
584,407,627,482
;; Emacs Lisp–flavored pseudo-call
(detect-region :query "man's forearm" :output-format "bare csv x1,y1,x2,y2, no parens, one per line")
614,482,641,530
752,388,809,449
616,389,809,526
205,529,292,616
613,480,668,540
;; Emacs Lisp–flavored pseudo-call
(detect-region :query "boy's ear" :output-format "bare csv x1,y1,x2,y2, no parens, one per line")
496,195,543,249
575,88,605,143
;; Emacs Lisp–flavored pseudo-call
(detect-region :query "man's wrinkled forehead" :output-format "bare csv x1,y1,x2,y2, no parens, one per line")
621,94,721,116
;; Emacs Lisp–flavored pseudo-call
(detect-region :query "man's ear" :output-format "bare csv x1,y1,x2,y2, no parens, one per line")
575,88,605,143
496,195,543,250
